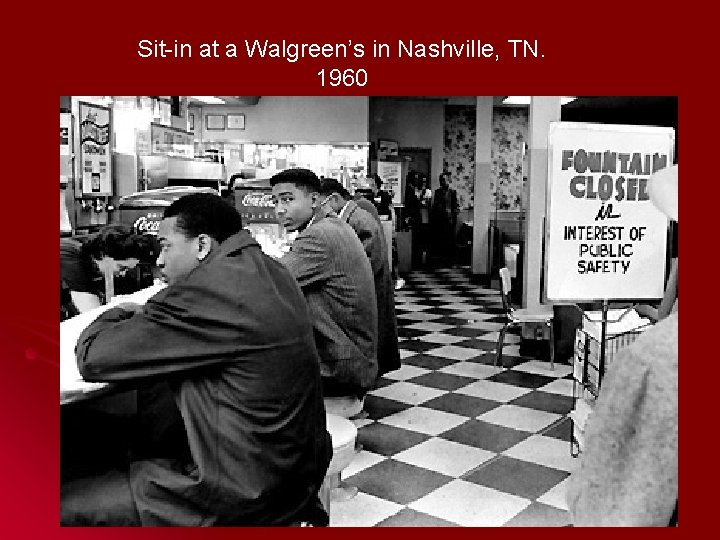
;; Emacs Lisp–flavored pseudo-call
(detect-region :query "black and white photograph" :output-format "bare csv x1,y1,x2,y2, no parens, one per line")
59,95,678,527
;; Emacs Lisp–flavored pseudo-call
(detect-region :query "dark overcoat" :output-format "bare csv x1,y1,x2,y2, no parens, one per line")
75,230,331,526
341,200,400,376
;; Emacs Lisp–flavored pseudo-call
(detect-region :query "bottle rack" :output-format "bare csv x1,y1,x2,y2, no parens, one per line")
569,305,652,457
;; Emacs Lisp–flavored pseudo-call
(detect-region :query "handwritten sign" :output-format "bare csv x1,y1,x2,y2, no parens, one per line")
545,122,675,300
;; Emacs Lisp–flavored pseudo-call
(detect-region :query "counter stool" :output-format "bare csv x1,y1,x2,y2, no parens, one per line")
324,395,367,451
320,413,359,516
323,395,366,419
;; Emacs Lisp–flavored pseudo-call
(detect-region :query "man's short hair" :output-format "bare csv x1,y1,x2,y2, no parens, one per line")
269,168,321,194
319,178,350,200
373,174,383,190
164,193,243,244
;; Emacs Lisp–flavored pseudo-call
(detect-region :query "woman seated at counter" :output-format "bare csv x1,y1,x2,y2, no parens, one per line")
61,194,331,526
60,225,157,320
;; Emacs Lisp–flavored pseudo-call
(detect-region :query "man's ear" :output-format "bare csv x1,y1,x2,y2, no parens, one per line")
197,234,213,261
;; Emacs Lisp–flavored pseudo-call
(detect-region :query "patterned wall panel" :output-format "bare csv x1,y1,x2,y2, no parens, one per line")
491,107,528,212
443,105,529,212
443,105,476,210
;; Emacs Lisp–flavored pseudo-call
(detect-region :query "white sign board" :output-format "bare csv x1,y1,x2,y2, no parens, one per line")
376,161,402,204
546,122,675,300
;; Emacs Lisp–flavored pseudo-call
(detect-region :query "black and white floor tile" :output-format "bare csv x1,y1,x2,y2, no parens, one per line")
330,267,577,527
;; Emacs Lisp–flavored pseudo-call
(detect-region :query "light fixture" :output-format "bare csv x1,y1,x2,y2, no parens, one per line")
190,96,225,105
502,96,577,106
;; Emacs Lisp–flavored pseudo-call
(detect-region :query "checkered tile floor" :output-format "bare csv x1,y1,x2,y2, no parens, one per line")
331,267,577,527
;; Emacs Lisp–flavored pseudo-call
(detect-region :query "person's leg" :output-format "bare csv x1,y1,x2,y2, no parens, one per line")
436,220,451,267
448,221,458,266
61,469,141,526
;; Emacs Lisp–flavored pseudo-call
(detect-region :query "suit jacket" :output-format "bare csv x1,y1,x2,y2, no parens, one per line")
341,200,400,376
355,196,381,224
431,186,459,225
76,230,331,526
282,211,378,396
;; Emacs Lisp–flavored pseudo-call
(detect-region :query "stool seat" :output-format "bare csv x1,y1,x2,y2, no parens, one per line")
324,395,365,418
325,413,357,476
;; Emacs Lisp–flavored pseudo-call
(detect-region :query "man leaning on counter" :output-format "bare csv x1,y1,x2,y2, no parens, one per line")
61,193,331,526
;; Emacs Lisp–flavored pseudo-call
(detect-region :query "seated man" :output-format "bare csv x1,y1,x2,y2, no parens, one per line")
62,193,331,526
319,178,400,378
270,168,378,398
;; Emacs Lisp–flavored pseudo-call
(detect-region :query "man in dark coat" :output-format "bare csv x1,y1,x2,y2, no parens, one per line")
61,193,331,526
270,169,378,398
319,178,400,377
430,172,460,267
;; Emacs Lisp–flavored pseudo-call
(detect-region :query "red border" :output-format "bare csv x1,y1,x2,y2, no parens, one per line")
1,1,699,537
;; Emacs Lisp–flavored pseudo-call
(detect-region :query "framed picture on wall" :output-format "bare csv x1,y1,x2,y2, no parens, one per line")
377,139,398,160
227,113,246,130
205,114,225,130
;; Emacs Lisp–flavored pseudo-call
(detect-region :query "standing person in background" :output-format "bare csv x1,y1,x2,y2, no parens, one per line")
402,172,422,269
405,172,432,269
566,164,678,526
372,173,394,222
271,168,379,399
319,178,400,378
372,173,403,289
418,174,433,267
430,172,459,268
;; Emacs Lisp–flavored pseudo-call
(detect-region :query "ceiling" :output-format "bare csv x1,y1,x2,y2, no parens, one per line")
185,94,678,138
187,96,261,106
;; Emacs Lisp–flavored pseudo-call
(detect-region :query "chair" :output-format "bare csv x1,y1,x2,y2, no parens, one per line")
495,267,555,370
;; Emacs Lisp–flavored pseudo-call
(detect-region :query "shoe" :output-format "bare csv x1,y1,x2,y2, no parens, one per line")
394,278,405,290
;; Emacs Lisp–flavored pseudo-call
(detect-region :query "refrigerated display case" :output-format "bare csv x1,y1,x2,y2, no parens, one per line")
233,178,289,253
118,186,219,235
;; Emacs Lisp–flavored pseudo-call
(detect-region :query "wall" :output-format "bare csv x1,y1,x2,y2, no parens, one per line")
369,98,529,223
444,105,476,210
443,104,528,214
369,98,445,186
197,96,369,143
491,107,528,212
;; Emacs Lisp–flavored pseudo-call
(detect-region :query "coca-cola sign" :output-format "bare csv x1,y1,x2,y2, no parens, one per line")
133,216,161,234
241,192,275,208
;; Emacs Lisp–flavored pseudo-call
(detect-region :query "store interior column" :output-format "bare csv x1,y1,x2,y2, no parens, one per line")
523,97,560,308
471,96,493,278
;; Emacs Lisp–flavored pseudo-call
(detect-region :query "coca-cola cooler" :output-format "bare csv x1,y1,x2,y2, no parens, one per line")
233,178,288,246
118,186,220,235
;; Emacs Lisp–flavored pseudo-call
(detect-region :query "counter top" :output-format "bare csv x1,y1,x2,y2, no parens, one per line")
60,281,167,405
